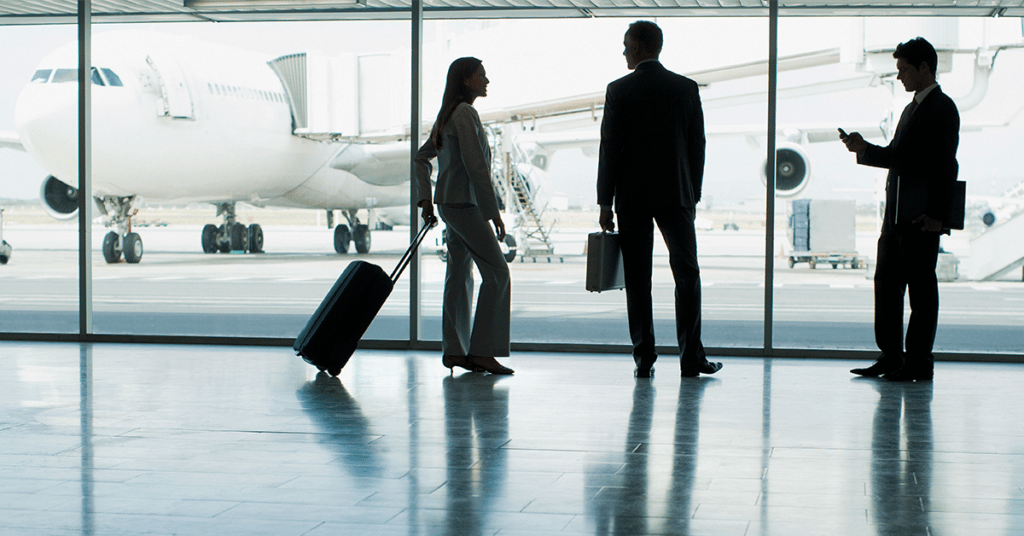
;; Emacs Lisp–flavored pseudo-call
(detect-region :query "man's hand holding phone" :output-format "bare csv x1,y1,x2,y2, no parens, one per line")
838,128,867,154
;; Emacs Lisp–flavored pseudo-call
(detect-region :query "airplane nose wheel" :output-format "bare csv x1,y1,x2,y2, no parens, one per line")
102,231,143,264
102,231,122,263
123,232,143,264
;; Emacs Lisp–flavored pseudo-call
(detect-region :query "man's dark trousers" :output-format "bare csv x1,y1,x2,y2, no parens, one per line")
617,206,705,368
874,222,940,370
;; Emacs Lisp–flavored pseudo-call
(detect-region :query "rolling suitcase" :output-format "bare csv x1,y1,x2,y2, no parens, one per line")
294,219,436,376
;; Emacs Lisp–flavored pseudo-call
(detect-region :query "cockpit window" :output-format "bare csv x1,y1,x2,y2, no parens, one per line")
44,67,121,86
30,70,51,83
91,67,105,86
101,68,123,87
51,68,78,83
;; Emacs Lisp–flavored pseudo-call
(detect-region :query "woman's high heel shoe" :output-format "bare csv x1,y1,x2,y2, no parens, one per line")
443,354,485,373
468,355,514,375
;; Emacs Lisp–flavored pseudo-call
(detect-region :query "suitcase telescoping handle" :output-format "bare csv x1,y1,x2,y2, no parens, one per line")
389,216,438,284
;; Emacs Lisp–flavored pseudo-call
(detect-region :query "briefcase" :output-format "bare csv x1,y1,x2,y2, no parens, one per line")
294,219,435,376
586,231,625,292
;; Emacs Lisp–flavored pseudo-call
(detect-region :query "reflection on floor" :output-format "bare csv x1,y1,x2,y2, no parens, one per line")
1,342,1023,535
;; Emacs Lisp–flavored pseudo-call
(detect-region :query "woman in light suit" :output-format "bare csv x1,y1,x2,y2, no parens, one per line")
415,57,513,375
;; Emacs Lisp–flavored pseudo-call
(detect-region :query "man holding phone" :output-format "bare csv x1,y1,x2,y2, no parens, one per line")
839,37,959,382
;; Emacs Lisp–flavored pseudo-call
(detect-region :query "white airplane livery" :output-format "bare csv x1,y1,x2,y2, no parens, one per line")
6,31,411,263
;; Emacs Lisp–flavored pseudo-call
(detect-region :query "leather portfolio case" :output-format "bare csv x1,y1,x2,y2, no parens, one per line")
586,232,625,292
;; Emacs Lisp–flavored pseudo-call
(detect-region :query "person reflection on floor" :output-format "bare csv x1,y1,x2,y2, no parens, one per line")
588,379,656,535
443,373,510,535
869,379,934,535
664,377,715,534
586,377,715,535
296,372,384,480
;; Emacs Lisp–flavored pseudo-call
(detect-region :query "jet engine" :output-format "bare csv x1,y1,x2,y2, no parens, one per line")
762,143,811,198
40,175,79,220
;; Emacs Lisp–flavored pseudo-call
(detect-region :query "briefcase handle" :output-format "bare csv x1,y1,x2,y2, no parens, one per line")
390,216,438,284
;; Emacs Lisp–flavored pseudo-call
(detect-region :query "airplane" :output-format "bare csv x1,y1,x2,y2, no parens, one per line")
0,30,416,264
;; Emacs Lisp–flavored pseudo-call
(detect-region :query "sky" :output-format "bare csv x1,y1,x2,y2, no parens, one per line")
2,17,1024,207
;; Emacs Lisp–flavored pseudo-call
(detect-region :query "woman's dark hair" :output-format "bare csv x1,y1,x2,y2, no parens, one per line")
430,57,483,149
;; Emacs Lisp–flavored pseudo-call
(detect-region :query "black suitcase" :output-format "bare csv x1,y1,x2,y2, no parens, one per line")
294,219,435,375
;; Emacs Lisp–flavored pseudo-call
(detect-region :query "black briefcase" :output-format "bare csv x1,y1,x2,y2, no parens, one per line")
586,231,625,292
294,220,435,376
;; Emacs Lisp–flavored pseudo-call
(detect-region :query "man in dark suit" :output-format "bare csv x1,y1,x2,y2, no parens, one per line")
597,20,722,379
841,37,959,382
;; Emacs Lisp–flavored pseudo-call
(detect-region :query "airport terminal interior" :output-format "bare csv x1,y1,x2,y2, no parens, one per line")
3,342,1024,535
4,0,1024,534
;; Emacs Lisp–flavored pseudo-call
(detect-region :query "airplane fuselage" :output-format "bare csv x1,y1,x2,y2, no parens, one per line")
14,31,409,211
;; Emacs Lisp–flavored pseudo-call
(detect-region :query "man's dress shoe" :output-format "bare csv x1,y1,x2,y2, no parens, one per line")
634,356,656,378
850,358,902,377
681,360,722,377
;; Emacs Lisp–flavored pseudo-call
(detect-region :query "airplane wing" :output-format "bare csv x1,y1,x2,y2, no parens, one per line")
0,131,25,152
522,123,887,155
330,48,845,144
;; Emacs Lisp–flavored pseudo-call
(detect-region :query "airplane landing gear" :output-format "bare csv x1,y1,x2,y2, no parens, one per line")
353,224,370,254
96,196,143,264
100,230,144,264
102,231,121,263
333,225,351,254
201,203,264,255
332,210,373,255
123,232,143,263
248,224,264,253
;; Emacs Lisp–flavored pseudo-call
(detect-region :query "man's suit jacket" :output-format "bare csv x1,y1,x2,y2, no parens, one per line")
597,61,706,213
858,86,960,230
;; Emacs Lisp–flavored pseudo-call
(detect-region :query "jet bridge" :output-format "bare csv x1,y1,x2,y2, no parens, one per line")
967,180,1024,281
268,51,407,141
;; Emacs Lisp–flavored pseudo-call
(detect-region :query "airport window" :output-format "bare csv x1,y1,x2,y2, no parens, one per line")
1,18,1019,355
51,68,77,83
30,69,51,83
101,68,123,87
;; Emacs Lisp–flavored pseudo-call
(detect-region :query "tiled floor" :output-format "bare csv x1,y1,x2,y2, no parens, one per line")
1,342,1023,535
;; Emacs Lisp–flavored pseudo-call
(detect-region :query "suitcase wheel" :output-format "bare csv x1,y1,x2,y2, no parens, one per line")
328,366,342,377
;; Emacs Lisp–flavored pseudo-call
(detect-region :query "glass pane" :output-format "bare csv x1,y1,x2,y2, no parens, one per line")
772,17,1024,354
419,19,768,349
0,25,80,334
69,21,411,339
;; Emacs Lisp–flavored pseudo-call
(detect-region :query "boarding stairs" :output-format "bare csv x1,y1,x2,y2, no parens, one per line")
488,126,557,260
967,179,1024,281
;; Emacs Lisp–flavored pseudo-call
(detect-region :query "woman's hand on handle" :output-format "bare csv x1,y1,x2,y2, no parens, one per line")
421,203,437,227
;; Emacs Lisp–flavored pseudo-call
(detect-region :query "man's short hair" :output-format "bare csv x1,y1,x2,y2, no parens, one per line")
893,37,938,76
628,20,663,56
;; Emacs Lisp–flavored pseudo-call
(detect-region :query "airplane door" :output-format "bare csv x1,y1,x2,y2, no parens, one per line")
145,53,194,119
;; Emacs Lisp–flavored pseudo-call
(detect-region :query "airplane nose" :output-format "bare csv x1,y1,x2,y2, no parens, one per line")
14,84,79,181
